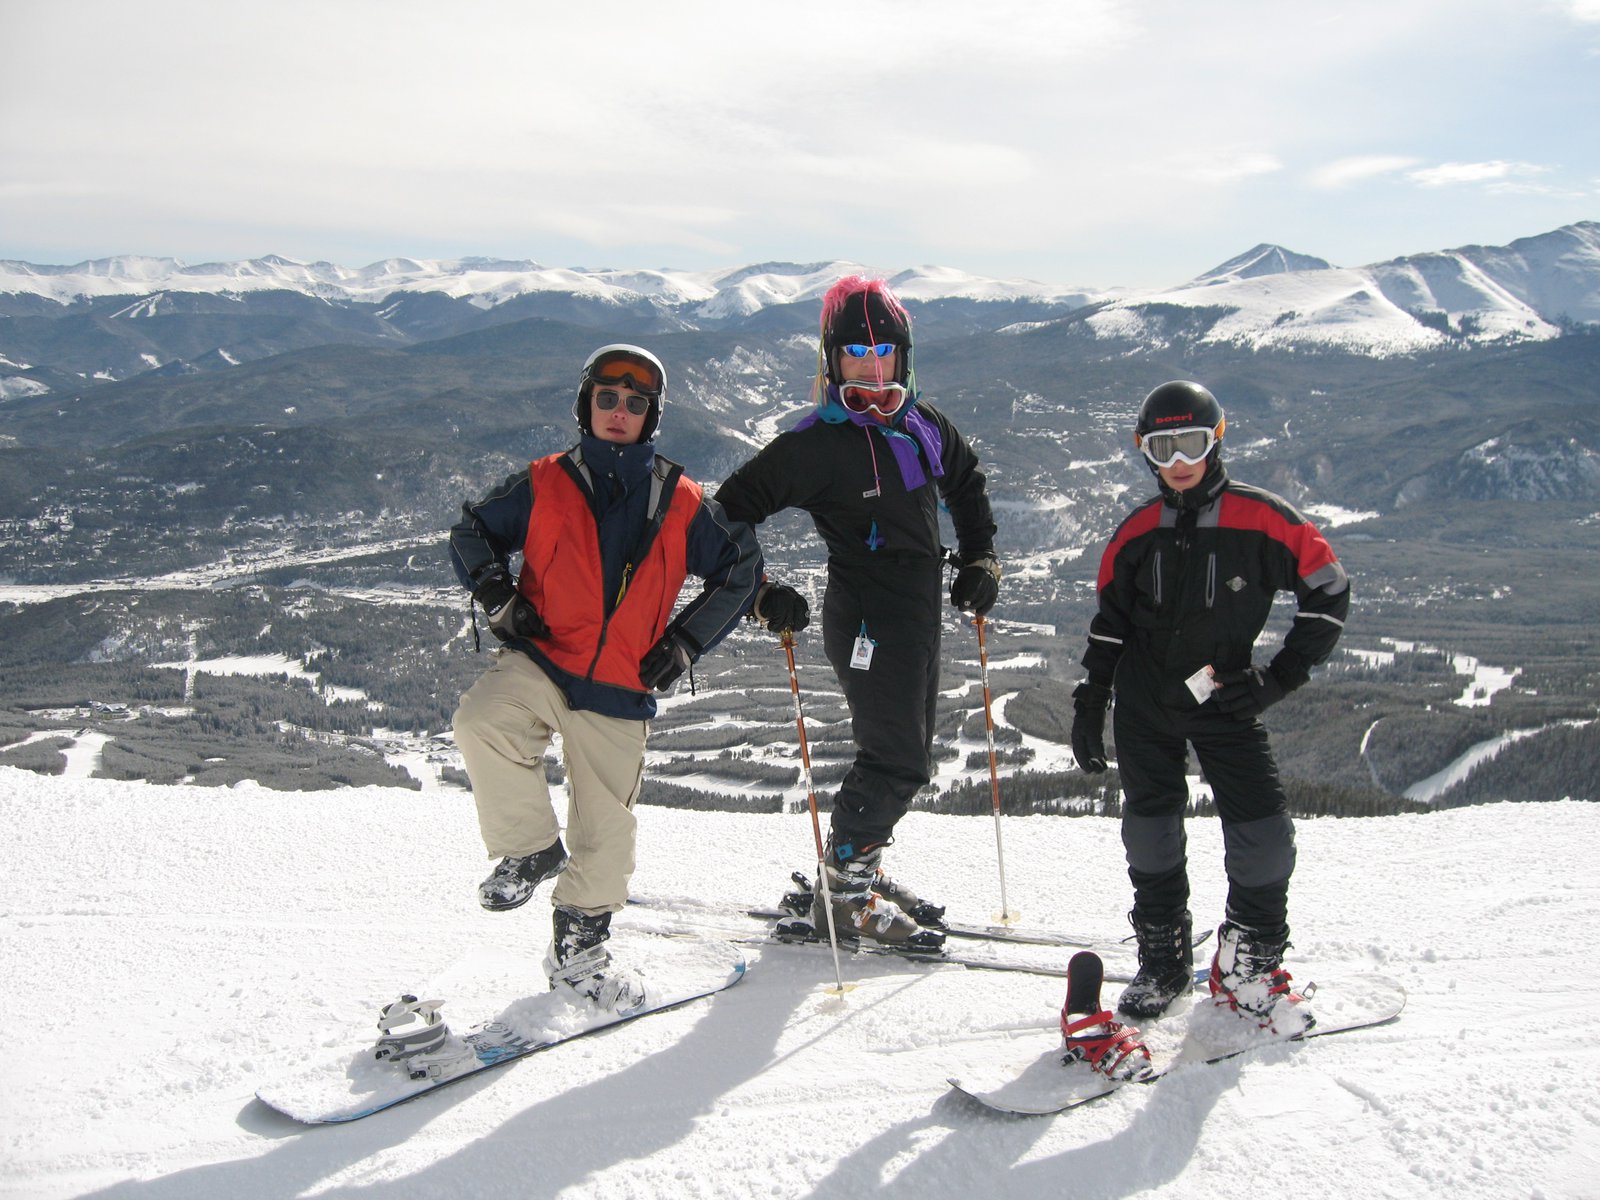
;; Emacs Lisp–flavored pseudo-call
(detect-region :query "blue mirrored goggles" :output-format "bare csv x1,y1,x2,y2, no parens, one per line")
841,343,897,359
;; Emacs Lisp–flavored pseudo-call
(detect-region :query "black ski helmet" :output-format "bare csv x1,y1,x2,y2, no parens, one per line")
574,344,667,441
819,277,913,389
1134,380,1226,473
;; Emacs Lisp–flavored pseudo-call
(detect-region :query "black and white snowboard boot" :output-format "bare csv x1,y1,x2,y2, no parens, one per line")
1060,951,1153,1082
1116,908,1195,1019
478,836,569,911
1208,919,1314,1035
543,905,648,1014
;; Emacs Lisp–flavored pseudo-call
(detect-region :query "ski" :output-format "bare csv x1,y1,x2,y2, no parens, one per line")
947,973,1406,1116
255,937,746,1124
743,924,1212,985
749,904,1213,954
627,891,1212,956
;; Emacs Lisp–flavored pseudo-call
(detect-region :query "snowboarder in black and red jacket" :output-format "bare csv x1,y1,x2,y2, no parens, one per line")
1071,381,1348,1033
715,277,999,948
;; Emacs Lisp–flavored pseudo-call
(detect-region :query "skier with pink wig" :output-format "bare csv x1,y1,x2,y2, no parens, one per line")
715,276,1000,947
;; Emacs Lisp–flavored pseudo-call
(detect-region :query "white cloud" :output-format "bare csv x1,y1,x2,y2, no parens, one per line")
1308,156,1423,189
1554,0,1600,20
1406,160,1547,187
1168,152,1284,185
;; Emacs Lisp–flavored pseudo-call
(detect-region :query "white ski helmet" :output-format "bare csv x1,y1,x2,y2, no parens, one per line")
574,344,667,441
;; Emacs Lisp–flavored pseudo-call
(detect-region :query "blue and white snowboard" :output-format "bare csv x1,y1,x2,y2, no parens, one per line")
948,973,1405,1115
256,936,746,1124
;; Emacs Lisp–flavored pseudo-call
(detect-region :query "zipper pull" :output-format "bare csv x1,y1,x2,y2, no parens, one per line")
616,562,633,606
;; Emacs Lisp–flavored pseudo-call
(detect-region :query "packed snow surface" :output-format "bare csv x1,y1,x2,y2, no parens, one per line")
3,767,1596,1199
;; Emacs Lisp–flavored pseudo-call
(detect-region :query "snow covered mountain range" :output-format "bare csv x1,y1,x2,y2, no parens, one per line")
3,221,1597,358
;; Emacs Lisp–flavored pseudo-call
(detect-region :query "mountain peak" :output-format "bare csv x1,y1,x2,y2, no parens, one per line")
1188,244,1334,287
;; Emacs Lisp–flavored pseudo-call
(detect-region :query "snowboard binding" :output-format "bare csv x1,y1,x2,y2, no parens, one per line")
1060,952,1154,1082
374,994,472,1080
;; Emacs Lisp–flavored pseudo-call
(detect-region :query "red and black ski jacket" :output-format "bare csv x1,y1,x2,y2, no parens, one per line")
1083,463,1349,697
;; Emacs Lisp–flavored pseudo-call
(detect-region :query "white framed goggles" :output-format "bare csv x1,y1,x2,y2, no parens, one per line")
1137,423,1221,468
840,381,908,417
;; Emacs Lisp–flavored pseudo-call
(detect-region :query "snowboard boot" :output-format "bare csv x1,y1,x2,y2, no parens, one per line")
543,905,648,1014
813,841,945,951
478,836,569,911
1116,908,1195,1020
1208,919,1314,1035
1060,951,1153,1082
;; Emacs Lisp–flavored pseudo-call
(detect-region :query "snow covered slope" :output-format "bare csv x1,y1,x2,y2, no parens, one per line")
1086,221,1600,354
3,767,1596,1199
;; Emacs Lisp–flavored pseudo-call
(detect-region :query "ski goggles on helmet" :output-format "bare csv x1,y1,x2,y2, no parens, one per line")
593,388,653,416
590,356,663,399
1138,424,1220,468
840,381,908,418
841,342,897,359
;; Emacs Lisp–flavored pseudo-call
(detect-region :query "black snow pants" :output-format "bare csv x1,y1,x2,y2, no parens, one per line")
820,557,943,858
1112,651,1296,931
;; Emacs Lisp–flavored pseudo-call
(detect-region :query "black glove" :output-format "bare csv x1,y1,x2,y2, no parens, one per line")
752,582,810,634
950,552,1001,616
1070,680,1112,774
472,566,550,643
1212,664,1288,720
639,633,693,692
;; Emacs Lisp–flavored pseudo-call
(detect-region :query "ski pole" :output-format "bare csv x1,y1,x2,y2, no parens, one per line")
974,614,1017,923
781,631,851,996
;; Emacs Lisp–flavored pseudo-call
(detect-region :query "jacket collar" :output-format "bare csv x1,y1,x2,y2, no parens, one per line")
576,433,657,492
1160,458,1229,512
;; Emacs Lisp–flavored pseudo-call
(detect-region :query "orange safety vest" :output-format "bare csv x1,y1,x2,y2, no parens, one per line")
519,449,701,692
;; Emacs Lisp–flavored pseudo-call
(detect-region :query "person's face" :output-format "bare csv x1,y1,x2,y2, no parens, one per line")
590,385,650,444
1157,457,1207,492
835,346,899,386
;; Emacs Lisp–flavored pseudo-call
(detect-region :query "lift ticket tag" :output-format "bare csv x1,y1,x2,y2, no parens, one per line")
1186,666,1218,703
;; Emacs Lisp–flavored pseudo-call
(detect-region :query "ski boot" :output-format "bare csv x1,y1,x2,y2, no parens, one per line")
478,836,568,911
814,840,945,951
374,995,473,1080
1208,919,1315,1036
869,864,947,929
543,905,648,1014
1060,952,1153,1082
1117,908,1195,1020
779,867,946,939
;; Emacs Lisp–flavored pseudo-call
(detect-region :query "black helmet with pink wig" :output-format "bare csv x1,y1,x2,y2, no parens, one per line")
818,276,914,390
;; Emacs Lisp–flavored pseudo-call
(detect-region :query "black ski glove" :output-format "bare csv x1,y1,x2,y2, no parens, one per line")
1212,664,1288,720
752,581,810,634
950,552,1001,616
1070,680,1112,774
472,566,550,642
639,632,693,692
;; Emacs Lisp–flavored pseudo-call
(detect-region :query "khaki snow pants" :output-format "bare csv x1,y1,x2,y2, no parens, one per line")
452,651,646,915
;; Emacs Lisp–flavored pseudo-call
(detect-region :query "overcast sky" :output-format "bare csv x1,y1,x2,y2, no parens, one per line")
2,0,1598,289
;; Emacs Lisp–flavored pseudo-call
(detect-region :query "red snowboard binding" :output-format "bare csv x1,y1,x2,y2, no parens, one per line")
1061,951,1154,1082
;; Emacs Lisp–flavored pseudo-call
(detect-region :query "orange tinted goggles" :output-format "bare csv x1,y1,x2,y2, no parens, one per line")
591,356,662,397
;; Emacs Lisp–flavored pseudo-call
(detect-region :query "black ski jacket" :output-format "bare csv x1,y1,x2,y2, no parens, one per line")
713,400,996,571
